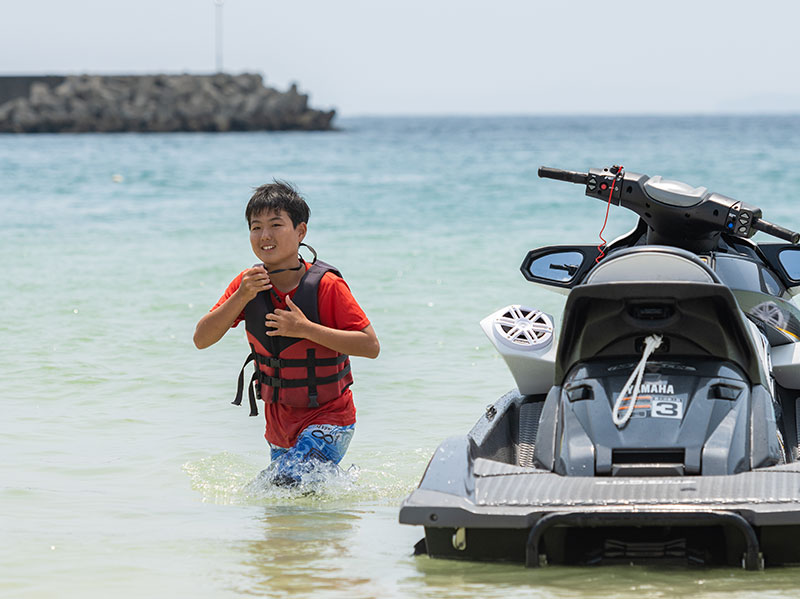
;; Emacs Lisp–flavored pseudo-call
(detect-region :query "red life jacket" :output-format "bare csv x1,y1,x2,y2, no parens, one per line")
233,260,353,415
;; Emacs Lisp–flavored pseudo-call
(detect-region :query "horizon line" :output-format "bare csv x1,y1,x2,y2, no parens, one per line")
337,111,800,119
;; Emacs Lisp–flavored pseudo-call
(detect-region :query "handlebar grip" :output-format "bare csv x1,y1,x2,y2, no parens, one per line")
538,166,588,185
752,218,800,244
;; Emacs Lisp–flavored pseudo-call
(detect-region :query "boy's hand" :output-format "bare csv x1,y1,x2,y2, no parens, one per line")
239,266,272,300
265,295,311,337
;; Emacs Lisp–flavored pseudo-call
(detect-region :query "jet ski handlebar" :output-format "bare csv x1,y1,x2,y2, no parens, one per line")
538,164,800,248
537,167,588,185
751,217,800,244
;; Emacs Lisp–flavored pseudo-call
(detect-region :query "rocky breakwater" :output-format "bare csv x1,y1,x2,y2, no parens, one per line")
0,73,335,133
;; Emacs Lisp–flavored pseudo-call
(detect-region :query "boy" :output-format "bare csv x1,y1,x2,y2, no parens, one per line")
194,181,379,486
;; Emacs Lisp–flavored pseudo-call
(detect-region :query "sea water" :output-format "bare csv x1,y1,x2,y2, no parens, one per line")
2,116,800,598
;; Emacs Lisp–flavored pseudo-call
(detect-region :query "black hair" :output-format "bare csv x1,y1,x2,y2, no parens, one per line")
245,180,310,227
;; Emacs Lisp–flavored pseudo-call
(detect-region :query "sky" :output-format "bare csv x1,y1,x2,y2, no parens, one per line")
1,0,799,116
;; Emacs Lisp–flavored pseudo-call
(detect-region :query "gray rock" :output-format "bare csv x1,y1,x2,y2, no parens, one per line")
0,73,335,133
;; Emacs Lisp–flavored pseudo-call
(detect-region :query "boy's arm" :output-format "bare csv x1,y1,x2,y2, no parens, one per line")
193,267,272,349
265,295,380,358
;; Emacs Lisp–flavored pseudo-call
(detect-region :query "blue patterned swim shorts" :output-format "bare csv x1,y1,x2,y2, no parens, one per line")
267,424,355,486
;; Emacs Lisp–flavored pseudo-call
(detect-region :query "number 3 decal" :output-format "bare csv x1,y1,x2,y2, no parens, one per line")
651,399,683,419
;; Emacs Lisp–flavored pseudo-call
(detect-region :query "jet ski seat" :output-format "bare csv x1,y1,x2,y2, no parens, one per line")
584,246,721,285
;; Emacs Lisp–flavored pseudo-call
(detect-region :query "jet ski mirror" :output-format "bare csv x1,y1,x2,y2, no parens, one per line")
521,246,600,289
777,247,800,283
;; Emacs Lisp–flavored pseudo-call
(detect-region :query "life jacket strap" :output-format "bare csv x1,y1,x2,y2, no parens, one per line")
307,348,319,408
253,353,348,369
256,361,352,390
233,353,260,417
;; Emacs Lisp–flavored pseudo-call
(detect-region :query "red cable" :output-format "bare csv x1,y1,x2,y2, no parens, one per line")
595,167,622,263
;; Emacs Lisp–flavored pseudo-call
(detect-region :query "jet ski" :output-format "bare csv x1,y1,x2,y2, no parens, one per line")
400,165,800,569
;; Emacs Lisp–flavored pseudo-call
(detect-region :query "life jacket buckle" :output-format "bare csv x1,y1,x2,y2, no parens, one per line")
259,374,285,389
256,355,283,369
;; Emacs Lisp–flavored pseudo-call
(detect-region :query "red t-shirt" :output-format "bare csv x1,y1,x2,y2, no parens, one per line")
211,262,370,447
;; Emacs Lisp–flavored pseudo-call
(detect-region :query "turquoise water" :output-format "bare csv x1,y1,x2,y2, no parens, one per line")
3,116,800,598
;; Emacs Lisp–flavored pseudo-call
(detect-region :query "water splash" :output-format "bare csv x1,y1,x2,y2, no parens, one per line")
241,461,361,500
182,452,257,505
182,450,422,507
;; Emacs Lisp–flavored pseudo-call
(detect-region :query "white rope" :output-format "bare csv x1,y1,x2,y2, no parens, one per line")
612,334,664,428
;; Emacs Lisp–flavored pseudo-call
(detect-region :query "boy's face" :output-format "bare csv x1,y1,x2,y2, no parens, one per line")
249,209,307,268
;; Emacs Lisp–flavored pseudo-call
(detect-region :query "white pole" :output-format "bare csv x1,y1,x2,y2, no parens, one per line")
214,0,226,73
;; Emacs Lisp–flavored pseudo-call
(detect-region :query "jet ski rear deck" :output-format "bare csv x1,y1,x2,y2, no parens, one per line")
401,390,800,568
